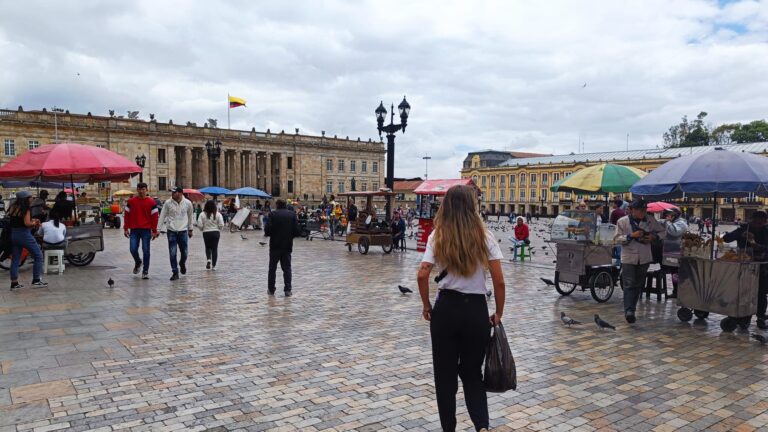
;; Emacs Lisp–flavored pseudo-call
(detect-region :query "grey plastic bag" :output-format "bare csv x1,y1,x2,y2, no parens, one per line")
483,322,517,393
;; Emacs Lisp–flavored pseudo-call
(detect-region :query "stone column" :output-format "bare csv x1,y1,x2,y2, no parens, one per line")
248,152,256,187
266,152,273,196
279,153,288,197
200,148,209,187
183,147,192,188
233,150,242,188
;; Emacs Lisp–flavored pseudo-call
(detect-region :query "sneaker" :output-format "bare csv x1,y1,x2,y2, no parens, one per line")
31,280,49,288
758,318,767,330
284,291,293,297
180,263,186,275
268,289,275,296
206,260,211,270
170,272,179,281
211,266,216,271
10,282,23,290
133,261,142,274
625,312,636,324
141,272,149,280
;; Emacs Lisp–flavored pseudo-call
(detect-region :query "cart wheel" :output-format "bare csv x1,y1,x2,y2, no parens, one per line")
66,252,95,267
720,317,737,332
347,243,352,252
358,237,370,255
114,217,121,229
300,229,310,238
589,271,614,303
737,316,751,330
677,307,693,322
382,243,393,254
693,310,709,320
554,271,577,296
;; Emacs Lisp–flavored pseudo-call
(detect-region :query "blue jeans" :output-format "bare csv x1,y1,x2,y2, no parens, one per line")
509,237,529,260
129,229,152,273
167,230,189,274
11,228,43,281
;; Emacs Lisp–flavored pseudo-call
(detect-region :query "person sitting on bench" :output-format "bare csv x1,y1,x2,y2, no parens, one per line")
509,216,530,261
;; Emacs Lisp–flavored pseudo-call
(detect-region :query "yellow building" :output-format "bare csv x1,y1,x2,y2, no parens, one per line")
461,144,768,222
0,107,385,203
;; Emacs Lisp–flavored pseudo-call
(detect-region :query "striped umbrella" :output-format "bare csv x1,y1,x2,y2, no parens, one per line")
550,163,647,194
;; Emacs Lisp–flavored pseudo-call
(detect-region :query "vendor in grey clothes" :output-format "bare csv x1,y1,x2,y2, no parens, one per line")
614,198,665,324
660,208,688,298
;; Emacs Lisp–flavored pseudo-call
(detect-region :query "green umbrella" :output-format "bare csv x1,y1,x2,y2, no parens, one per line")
550,163,647,194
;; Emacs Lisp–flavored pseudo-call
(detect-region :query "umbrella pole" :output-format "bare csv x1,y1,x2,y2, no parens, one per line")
711,192,718,260
71,175,78,226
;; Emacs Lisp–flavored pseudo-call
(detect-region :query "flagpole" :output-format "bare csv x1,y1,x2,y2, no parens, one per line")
227,93,231,129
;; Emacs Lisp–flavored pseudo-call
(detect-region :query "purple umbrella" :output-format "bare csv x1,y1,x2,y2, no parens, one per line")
630,147,768,198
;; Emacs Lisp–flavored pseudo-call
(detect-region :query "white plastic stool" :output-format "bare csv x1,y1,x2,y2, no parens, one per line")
44,249,65,274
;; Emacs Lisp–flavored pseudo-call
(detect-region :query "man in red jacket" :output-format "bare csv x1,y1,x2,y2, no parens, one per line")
123,183,159,279
509,216,530,261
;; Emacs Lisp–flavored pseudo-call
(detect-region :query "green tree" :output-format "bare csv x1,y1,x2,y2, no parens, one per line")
710,123,739,146
731,120,768,143
664,112,710,148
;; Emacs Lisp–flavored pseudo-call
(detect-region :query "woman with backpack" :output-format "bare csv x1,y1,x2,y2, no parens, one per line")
196,200,224,270
416,184,506,432
6,191,47,290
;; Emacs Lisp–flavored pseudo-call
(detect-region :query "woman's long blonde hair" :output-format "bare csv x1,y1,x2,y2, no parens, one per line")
432,185,489,277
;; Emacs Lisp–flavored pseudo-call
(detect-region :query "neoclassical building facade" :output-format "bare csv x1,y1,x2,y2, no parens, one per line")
0,107,385,202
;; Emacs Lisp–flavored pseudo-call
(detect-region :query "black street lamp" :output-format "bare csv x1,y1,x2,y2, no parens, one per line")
376,96,411,221
541,195,546,216
205,139,223,186
135,154,146,183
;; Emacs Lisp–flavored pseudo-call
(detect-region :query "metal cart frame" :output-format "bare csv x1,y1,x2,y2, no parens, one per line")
553,240,621,303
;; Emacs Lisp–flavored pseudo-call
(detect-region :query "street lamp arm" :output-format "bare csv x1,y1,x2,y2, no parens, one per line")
378,123,403,135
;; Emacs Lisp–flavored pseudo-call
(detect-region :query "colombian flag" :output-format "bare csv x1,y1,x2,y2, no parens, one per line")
228,95,246,109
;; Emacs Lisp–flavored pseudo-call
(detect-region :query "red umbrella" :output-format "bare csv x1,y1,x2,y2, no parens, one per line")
647,201,679,213
183,188,205,202
0,143,142,182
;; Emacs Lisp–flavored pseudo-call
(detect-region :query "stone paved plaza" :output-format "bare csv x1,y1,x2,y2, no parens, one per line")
1,221,768,431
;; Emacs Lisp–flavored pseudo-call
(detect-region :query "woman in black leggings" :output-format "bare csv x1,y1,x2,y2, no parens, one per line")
196,200,224,270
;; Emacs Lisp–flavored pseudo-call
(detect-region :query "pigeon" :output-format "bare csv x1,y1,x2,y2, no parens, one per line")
751,333,767,344
560,312,581,327
258,241,267,247
582,82,587,88
241,234,248,240
398,285,413,294
540,277,554,286
107,277,114,288
594,314,616,330
486,290,492,298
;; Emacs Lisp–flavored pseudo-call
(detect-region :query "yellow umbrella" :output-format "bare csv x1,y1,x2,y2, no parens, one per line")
113,189,135,197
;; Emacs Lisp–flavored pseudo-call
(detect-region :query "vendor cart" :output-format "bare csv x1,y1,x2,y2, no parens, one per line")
229,208,259,232
675,253,761,331
413,179,480,252
551,210,621,303
338,190,396,255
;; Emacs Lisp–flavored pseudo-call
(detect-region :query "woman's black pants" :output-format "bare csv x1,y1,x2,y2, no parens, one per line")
430,290,490,431
202,231,220,267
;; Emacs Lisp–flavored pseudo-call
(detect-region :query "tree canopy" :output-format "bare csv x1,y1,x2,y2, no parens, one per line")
664,113,767,148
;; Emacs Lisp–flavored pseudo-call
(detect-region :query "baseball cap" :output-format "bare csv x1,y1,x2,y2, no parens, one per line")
628,198,648,209
170,186,184,194
16,190,32,200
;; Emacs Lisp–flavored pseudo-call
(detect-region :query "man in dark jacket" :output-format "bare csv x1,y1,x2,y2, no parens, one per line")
264,199,300,297
723,210,768,329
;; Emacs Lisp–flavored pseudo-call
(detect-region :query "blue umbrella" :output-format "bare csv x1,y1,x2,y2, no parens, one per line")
199,186,231,196
630,148,768,198
228,187,272,199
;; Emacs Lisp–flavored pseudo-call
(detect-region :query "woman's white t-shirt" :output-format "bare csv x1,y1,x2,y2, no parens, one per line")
40,220,67,244
421,230,503,295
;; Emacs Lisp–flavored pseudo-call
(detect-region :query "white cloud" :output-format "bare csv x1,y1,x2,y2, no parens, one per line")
1,0,766,178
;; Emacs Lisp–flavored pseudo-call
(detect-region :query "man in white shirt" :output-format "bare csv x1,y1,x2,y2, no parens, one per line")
158,186,194,281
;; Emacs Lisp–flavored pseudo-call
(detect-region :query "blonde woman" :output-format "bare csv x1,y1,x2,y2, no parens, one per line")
417,185,506,432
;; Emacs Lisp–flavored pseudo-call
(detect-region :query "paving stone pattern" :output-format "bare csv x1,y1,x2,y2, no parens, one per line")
0,221,767,431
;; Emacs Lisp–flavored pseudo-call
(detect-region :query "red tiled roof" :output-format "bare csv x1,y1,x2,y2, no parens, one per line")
509,151,550,158
393,180,423,191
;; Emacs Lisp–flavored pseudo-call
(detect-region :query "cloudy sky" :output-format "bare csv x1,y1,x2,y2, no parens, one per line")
1,0,767,178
